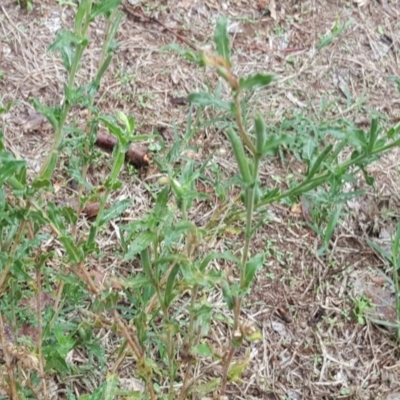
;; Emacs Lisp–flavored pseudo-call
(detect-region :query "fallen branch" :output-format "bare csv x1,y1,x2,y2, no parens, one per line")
95,132,150,168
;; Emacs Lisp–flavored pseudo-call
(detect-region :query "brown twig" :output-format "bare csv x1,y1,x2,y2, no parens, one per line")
95,132,150,168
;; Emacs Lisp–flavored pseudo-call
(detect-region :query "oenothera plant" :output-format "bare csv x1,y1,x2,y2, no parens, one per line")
161,16,400,396
0,0,155,398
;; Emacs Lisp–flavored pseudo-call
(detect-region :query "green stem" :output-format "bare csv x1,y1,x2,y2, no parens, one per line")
221,90,260,394
37,0,92,180
233,93,256,155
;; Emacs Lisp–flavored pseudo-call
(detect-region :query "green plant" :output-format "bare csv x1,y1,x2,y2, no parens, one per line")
0,0,159,397
352,295,372,325
2,3,400,399
167,15,400,396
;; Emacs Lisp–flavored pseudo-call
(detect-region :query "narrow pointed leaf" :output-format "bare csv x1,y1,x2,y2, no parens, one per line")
99,199,132,225
367,118,379,154
239,74,274,91
242,254,264,291
60,236,84,264
307,144,333,179
164,264,180,307
124,231,156,260
213,17,231,66
188,93,232,110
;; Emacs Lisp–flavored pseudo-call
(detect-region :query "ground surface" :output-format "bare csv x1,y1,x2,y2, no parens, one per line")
1,0,400,399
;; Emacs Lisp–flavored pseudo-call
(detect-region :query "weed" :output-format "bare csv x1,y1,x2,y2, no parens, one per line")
353,295,372,325
2,2,400,399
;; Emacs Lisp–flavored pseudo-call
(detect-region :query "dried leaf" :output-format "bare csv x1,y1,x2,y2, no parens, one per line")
354,0,369,6
269,0,277,20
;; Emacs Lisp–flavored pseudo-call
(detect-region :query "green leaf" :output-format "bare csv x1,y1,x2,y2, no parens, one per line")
192,342,213,357
74,0,87,35
366,238,392,262
124,231,156,260
162,43,202,64
392,221,400,263
38,153,58,181
254,114,266,155
31,99,61,131
91,0,122,18
99,199,132,225
164,264,180,307
49,30,85,71
47,202,66,232
199,251,241,271
116,110,135,135
239,74,274,91
367,118,379,154
31,178,52,190
324,205,342,246
242,254,264,291
226,128,252,183
221,279,234,310
188,92,232,110
227,350,250,382
351,128,368,148
190,378,221,397
99,116,128,146
103,373,119,400
0,160,26,186
108,149,125,182
306,144,333,179
213,17,231,66
78,374,119,400
60,236,84,264
263,134,293,153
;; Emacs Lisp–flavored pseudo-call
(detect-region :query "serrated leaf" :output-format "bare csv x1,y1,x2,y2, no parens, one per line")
0,160,25,186
213,17,231,66
60,236,84,263
99,116,127,146
103,373,119,400
199,251,241,271
91,0,122,18
31,99,61,131
99,199,132,225
162,43,202,64
192,342,213,357
47,202,66,232
190,378,221,396
228,350,250,382
188,92,232,110
124,231,156,260
239,73,274,91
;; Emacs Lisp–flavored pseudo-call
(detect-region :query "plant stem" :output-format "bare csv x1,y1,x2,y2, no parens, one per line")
233,93,256,155
36,266,48,400
0,220,28,293
221,91,260,394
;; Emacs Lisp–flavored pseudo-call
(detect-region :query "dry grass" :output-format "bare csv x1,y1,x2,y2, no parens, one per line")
1,0,400,398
